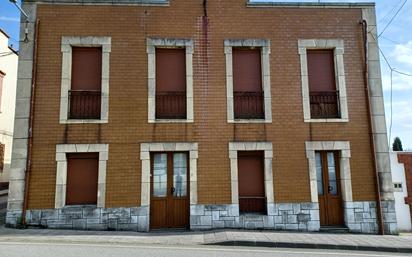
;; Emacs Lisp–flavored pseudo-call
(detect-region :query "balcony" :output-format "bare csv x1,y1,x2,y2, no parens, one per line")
69,90,101,119
309,91,340,119
156,91,186,119
239,196,267,214
234,91,265,119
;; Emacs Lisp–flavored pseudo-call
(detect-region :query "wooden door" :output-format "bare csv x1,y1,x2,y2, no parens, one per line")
150,152,189,229
317,151,344,226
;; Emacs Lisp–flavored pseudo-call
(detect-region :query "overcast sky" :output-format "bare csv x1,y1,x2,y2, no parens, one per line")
1,0,411,149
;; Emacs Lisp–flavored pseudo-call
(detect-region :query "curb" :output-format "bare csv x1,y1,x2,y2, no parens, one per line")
207,240,412,253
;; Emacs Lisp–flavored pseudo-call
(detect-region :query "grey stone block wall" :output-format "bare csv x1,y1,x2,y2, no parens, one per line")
190,202,320,232
344,201,378,234
381,200,398,235
23,206,149,232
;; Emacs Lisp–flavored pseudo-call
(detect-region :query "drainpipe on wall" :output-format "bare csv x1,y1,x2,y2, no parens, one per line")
21,19,39,225
361,19,384,235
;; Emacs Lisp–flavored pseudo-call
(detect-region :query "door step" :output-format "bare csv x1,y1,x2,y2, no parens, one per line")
319,226,349,233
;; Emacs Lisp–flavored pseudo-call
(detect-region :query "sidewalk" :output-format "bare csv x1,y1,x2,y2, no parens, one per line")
0,226,412,253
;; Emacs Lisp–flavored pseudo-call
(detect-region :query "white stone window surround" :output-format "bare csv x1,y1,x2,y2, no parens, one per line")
60,36,111,124
305,141,352,203
224,39,272,123
298,39,349,123
55,144,109,209
140,142,198,208
228,142,274,214
146,38,194,123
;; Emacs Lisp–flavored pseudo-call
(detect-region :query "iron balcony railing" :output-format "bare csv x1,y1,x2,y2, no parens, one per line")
309,91,340,119
239,196,267,214
234,91,265,119
156,91,187,119
69,90,101,119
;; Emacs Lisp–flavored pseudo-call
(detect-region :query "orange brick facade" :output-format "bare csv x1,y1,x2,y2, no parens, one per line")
27,1,375,209
7,0,398,234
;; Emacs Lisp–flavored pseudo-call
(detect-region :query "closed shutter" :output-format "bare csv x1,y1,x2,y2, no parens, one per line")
70,47,102,119
232,48,264,119
238,151,266,213
307,50,340,119
155,48,186,119
0,144,4,173
66,153,99,205
71,47,102,91
233,48,262,92
307,50,336,92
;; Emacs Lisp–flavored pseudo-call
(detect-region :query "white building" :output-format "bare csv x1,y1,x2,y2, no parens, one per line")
0,29,18,183
390,152,412,232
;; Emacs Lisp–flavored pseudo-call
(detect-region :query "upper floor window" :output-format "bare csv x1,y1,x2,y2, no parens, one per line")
147,38,194,123
60,36,111,124
225,39,272,123
70,47,102,119
233,48,264,119
155,48,187,119
0,143,4,173
298,39,348,122
307,50,339,119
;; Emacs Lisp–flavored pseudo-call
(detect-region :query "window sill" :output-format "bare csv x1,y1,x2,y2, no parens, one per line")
304,118,349,123
60,119,108,124
229,119,272,124
59,204,97,209
149,119,194,123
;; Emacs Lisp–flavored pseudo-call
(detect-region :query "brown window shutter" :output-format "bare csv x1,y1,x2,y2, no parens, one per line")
71,47,102,91
307,50,340,119
233,48,262,92
69,47,102,119
307,50,336,92
233,48,264,119
0,144,4,173
155,48,187,119
238,151,266,213
66,153,99,205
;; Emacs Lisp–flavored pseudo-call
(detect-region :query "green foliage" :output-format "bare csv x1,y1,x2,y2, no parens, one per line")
392,137,403,151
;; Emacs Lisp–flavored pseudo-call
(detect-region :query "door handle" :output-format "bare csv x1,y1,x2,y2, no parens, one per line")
171,187,175,194
328,186,333,192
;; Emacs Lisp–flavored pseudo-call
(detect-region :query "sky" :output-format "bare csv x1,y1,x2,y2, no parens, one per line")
0,0,411,149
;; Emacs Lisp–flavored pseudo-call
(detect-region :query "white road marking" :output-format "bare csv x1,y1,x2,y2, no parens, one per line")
0,241,407,257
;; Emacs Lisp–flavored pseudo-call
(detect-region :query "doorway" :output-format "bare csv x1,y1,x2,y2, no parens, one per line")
316,151,344,226
150,152,189,229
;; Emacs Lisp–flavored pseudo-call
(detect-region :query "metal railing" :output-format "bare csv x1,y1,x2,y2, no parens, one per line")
156,91,187,119
239,196,267,214
234,91,265,119
69,90,101,119
309,91,340,119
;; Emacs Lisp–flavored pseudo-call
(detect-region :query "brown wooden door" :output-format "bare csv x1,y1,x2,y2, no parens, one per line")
150,152,189,229
316,151,344,226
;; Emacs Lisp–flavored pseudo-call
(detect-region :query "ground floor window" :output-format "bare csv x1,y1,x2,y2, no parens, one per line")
238,151,266,214
66,153,99,205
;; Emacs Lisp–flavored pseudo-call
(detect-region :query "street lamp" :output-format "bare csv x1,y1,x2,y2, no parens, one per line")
9,0,29,19
9,0,30,42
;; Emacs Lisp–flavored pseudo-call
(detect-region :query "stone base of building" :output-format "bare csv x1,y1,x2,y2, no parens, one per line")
344,201,379,234
190,203,320,231
381,200,398,235
6,201,396,234
7,206,149,231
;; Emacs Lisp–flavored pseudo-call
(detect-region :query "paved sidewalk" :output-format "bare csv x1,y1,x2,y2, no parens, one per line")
0,226,412,253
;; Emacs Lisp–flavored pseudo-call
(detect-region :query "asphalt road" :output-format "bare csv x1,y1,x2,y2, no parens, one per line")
0,242,410,257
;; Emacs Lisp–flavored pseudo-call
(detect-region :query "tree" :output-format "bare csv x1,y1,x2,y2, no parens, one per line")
392,137,403,151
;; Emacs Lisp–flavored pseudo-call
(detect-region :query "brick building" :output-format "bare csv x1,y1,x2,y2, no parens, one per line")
6,0,398,234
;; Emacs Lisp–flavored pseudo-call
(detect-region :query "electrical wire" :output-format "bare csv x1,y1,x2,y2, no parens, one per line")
378,0,403,24
378,0,408,38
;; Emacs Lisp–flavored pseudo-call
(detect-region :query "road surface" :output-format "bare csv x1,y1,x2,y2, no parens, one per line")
0,241,410,257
